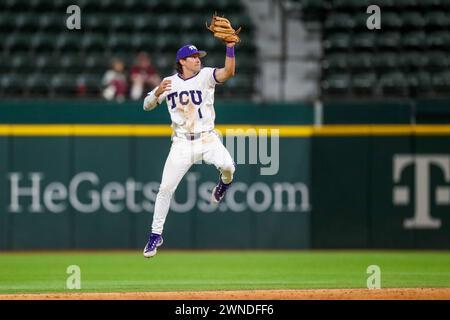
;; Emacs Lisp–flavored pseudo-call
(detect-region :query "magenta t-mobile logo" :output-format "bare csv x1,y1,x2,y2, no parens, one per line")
393,155,450,229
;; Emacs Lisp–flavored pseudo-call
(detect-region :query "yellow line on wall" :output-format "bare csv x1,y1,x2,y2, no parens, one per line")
0,124,449,136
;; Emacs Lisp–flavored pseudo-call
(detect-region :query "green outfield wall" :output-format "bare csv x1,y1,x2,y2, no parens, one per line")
0,99,449,249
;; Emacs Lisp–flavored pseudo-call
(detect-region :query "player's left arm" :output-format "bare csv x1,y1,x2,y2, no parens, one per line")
214,42,236,83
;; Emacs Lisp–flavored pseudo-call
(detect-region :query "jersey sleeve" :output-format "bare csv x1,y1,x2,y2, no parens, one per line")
204,67,223,88
146,77,170,104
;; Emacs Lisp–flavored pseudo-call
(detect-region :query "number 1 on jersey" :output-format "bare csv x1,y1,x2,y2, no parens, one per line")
198,108,203,119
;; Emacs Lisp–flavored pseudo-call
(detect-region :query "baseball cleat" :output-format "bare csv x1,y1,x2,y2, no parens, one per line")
143,233,164,258
211,175,232,203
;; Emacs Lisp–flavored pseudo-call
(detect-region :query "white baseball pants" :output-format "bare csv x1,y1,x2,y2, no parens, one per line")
151,131,235,235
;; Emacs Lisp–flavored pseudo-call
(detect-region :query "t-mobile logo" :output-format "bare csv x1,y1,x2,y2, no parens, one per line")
393,155,450,229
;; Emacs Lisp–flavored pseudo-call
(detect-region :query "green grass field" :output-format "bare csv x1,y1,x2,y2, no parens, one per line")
0,251,449,294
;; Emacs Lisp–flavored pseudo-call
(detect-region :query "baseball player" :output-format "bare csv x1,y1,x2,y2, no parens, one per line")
142,41,237,258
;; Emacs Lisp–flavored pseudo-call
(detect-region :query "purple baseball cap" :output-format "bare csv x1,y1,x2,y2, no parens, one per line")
176,44,207,61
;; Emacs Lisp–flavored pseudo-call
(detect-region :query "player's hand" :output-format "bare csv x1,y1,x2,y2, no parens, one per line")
226,42,236,47
155,80,172,97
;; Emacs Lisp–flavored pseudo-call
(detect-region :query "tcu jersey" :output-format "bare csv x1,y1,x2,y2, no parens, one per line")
148,67,221,134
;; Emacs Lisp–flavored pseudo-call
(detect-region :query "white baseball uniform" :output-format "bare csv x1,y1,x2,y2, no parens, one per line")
143,67,235,235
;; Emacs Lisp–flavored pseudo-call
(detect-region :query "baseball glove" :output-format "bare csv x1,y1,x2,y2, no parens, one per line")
206,13,242,44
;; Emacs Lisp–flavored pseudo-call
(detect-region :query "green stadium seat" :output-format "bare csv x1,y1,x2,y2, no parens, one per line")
30,33,56,53
376,32,401,49
395,0,419,8
352,72,377,95
379,72,408,95
424,11,450,28
408,71,432,95
352,33,376,50
399,51,429,69
331,0,371,10
402,32,427,49
110,15,135,32
24,73,51,95
83,55,110,74
322,53,349,72
56,34,81,52
155,34,180,52
84,14,111,32
130,33,154,52
349,53,374,70
15,13,39,31
50,73,77,97
426,31,450,49
81,33,107,52
107,33,131,52
432,71,450,93
58,55,84,73
427,51,450,69
373,52,400,70
133,14,158,32
382,12,403,29
322,73,351,95
38,14,65,31
0,73,27,95
0,14,17,32
5,33,31,52
323,33,351,51
402,12,426,28
10,54,34,73
35,55,58,71
325,13,355,30
157,14,180,32
76,73,103,96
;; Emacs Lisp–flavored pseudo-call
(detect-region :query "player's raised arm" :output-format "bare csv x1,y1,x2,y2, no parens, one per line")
143,79,172,111
214,42,236,83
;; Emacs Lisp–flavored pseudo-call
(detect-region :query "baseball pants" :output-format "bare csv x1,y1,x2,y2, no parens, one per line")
151,131,235,235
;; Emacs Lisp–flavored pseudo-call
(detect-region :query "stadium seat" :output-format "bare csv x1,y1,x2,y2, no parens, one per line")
24,73,51,95
352,72,377,95
37,14,64,31
133,14,159,32
5,33,31,52
324,13,355,30
427,51,450,69
30,33,56,53
0,73,27,95
15,13,39,31
322,73,351,95
372,52,400,70
322,53,349,72
56,33,81,52
402,12,426,28
432,71,450,93
349,53,374,71
81,33,107,52
50,73,77,97
382,12,403,29
376,32,401,50
379,72,408,95
402,32,427,49
84,14,111,33
352,33,376,50
110,15,135,32
323,33,351,51
424,11,450,28
107,33,132,52
426,31,450,49
408,71,432,95
400,51,429,69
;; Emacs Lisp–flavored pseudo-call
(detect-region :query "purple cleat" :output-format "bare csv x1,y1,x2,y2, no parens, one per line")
143,233,164,258
211,175,232,203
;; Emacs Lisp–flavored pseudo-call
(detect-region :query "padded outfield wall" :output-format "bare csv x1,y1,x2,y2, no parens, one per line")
0,99,449,249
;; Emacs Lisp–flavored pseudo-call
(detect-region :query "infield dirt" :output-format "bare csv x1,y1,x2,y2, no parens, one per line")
0,288,449,300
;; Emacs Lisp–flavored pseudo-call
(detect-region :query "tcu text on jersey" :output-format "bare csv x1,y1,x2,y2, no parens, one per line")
167,90,203,108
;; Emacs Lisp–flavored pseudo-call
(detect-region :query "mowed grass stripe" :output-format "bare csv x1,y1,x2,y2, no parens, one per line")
0,251,449,293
